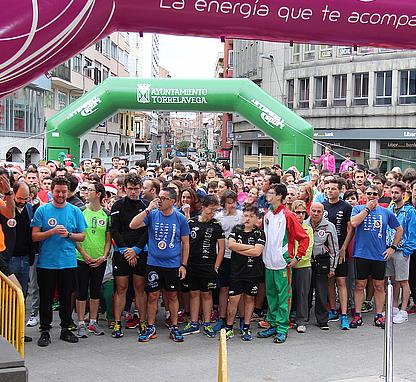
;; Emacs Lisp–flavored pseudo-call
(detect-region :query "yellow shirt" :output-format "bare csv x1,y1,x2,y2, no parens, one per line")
295,222,314,268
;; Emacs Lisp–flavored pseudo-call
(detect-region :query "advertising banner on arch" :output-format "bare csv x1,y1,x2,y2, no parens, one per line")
1,0,416,98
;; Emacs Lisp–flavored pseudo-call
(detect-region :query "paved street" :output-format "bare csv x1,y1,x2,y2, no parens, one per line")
24,312,416,382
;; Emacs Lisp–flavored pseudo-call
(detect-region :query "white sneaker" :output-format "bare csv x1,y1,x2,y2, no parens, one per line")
392,307,400,316
296,325,306,333
393,310,408,324
26,314,39,327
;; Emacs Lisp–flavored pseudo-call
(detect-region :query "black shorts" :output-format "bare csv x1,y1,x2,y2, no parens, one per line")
112,251,147,277
76,260,106,300
354,257,386,281
335,260,348,278
186,275,217,292
218,258,231,288
229,279,260,297
146,265,181,292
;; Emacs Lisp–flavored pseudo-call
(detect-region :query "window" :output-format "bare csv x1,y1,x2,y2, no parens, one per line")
103,66,109,81
57,91,68,110
291,44,301,64
298,78,310,109
94,61,102,85
333,74,347,106
399,70,416,104
375,71,392,105
95,40,103,54
314,76,327,107
84,57,93,78
227,49,234,69
319,45,332,59
102,37,111,57
72,54,82,73
303,44,315,61
353,73,369,106
287,79,294,109
111,42,118,60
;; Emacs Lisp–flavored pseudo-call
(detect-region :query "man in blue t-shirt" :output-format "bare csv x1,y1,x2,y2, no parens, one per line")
130,187,190,343
349,185,402,330
31,177,87,347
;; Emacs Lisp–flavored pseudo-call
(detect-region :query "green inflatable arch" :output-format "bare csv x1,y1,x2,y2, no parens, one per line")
46,78,313,172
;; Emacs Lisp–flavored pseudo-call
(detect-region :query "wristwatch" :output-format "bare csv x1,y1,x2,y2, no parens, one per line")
294,255,301,262
389,244,397,251
67,232,72,239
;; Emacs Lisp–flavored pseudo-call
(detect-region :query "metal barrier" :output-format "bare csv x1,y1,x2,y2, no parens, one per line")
218,328,228,382
0,271,25,358
382,279,393,382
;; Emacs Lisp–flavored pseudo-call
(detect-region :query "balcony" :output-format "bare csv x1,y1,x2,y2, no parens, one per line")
51,64,71,82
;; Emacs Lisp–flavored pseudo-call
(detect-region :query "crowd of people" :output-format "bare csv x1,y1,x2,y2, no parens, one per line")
0,149,415,347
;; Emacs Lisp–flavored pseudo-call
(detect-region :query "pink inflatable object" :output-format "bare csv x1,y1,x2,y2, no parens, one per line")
1,0,415,97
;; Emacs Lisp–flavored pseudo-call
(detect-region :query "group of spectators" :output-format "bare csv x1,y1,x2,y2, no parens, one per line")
0,149,415,347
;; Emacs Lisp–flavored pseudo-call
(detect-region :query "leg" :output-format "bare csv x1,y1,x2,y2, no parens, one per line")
189,290,201,322
226,295,241,326
28,254,40,316
314,273,329,325
201,291,213,323
166,291,179,326
88,262,107,321
113,276,129,321
37,268,56,331
328,276,337,310
147,291,160,326
243,294,256,325
347,261,356,310
218,287,229,318
295,267,312,326
57,268,77,329
265,269,279,326
274,268,291,335
76,260,90,321
336,277,348,315
399,280,411,312
354,280,367,314
102,280,114,321
372,279,385,315
132,275,147,321
409,250,416,305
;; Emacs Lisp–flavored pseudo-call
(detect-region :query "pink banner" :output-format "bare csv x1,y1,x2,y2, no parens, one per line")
1,0,416,97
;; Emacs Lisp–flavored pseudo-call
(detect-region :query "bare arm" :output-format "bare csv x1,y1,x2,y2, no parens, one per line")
215,238,225,269
130,198,159,229
32,226,58,242
228,237,264,257
0,175,15,219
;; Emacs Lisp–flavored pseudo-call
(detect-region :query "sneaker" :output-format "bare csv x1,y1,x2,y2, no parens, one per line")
126,313,140,329
111,322,124,338
241,328,252,341
225,328,234,340
77,323,89,338
24,335,32,343
210,310,219,323
60,329,79,343
328,310,340,322
179,322,200,336
350,315,363,329
108,321,115,329
258,320,270,329
251,312,263,322
37,331,51,347
239,318,245,335
274,332,287,343
340,315,350,330
296,325,306,333
138,320,147,335
165,317,173,329
202,324,217,338
178,310,187,324
374,315,385,329
319,323,329,330
26,313,39,327
392,307,400,317
138,325,157,342
88,321,105,335
212,318,225,333
257,326,277,338
406,304,416,315
170,326,184,342
361,301,373,313
393,310,408,324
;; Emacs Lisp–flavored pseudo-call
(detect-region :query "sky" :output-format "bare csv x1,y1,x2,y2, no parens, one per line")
158,35,224,79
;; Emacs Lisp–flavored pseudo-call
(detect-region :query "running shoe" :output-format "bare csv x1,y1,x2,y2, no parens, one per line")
27,313,39,327
138,325,157,342
202,324,217,338
212,318,225,332
257,326,277,338
108,321,115,329
406,304,416,315
37,331,51,347
210,309,219,323
165,317,173,329
251,312,263,322
274,332,287,343
241,328,253,341
178,310,187,324
328,310,340,322
225,328,234,340
77,323,89,338
361,301,373,313
349,315,363,329
170,326,184,342
139,320,147,335
374,315,385,329
393,310,408,324
239,318,244,334
296,325,306,333
60,329,79,343
258,320,270,329
179,322,200,336
88,321,105,335
111,322,124,338
126,313,140,329
340,315,350,330
319,323,329,330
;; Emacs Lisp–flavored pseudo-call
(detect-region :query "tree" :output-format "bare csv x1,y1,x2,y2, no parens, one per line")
177,140,191,152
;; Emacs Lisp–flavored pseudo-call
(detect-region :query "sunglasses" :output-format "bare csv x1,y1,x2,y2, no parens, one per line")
366,192,379,197
294,211,307,215
80,187,89,191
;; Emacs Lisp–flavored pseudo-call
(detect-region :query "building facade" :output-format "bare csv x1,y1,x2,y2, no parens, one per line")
233,40,416,171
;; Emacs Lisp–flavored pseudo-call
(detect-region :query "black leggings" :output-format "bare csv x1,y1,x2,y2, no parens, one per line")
76,260,106,301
